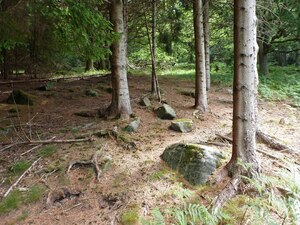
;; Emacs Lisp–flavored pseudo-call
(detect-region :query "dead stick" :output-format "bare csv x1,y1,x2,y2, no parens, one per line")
215,133,232,143
3,157,41,198
20,144,43,156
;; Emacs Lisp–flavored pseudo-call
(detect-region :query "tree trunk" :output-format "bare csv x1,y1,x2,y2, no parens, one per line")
151,0,158,95
1,48,9,79
193,0,208,112
203,0,211,90
107,0,132,119
258,42,269,75
85,58,94,71
277,52,286,66
226,0,260,177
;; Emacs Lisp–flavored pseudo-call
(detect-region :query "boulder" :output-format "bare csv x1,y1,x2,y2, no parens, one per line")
124,118,141,133
161,143,224,185
6,90,34,105
139,97,151,107
37,82,55,91
171,118,193,133
156,104,176,120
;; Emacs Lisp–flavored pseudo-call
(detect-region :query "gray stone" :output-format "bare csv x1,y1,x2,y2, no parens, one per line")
124,118,141,133
85,89,99,97
161,143,224,185
156,104,176,120
139,97,151,107
171,118,193,133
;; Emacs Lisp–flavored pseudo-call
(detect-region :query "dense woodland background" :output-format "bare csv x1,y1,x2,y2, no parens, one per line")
0,0,300,224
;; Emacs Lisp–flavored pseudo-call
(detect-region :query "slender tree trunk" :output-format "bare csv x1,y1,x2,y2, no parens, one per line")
258,42,269,75
193,0,208,112
85,58,94,71
203,0,211,90
107,0,132,119
226,0,260,177
151,0,158,95
1,48,9,79
277,52,286,66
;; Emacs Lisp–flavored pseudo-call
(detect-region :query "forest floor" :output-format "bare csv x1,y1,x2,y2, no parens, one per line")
0,74,299,224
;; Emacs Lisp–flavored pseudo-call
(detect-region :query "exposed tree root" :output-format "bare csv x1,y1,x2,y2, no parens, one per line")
211,175,241,212
256,128,298,154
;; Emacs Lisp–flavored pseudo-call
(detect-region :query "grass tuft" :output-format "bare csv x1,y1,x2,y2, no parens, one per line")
39,145,56,158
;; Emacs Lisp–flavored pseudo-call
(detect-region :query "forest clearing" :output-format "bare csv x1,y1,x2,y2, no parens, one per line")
1,0,300,224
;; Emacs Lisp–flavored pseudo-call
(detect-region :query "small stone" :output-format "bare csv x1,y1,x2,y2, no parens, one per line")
139,97,151,107
85,89,99,97
279,118,289,125
161,143,224,185
156,104,176,120
171,118,193,133
124,118,141,133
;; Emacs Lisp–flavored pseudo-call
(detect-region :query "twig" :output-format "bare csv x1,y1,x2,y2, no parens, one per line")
63,203,82,212
20,144,43,156
1,136,94,147
215,133,232,143
3,157,41,198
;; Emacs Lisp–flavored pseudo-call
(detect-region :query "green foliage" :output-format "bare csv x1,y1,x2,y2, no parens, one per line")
9,160,31,176
39,145,56,158
0,185,44,215
259,66,300,105
121,206,140,225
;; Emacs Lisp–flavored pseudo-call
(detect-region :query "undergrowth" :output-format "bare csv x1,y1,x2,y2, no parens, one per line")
0,185,44,215
143,163,300,225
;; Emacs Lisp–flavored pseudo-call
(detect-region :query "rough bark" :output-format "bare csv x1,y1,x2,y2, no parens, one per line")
226,0,260,177
85,58,94,72
108,0,132,119
193,0,208,112
1,48,9,79
258,42,269,75
203,0,211,90
151,0,158,96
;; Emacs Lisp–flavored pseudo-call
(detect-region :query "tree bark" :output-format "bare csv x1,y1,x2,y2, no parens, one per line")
85,58,94,72
107,0,132,119
151,0,158,96
193,0,208,112
1,48,9,79
203,0,211,90
226,0,260,177
258,42,269,75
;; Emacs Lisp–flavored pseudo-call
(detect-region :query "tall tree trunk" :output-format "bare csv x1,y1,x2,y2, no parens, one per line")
203,0,211,90
226,0,260,177
151,0,157,96
277,52,286,66
258,42,269,75
193,0,208,112
107,0,132,119
85,58,94,71
1,48,9,79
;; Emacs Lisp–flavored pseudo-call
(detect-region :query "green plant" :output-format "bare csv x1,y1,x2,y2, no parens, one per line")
121,207,140,225
39,145,56,158
26,185,44,203
9,160,31,175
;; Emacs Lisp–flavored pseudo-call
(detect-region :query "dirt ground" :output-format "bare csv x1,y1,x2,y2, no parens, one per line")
0,74,299,225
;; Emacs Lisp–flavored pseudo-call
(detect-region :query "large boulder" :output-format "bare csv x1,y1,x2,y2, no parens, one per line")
156,104,176,120
6,90,34,105
161,143,224,185
171,118,193,133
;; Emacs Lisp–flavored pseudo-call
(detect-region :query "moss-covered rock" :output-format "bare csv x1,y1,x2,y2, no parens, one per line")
171,118,193,133
161,143,224,185
6,90,34,105
85,89,99,97
155,104,176,120
139,97,151,107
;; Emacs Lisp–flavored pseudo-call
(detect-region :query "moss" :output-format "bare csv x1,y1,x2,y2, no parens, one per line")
121,206,140,225
26,185,44,203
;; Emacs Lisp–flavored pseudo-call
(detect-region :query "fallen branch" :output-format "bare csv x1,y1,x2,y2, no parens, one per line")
67,150,103,181
3,157,41,198
215,133,232,143
20,144,43,156
1,137,94,150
